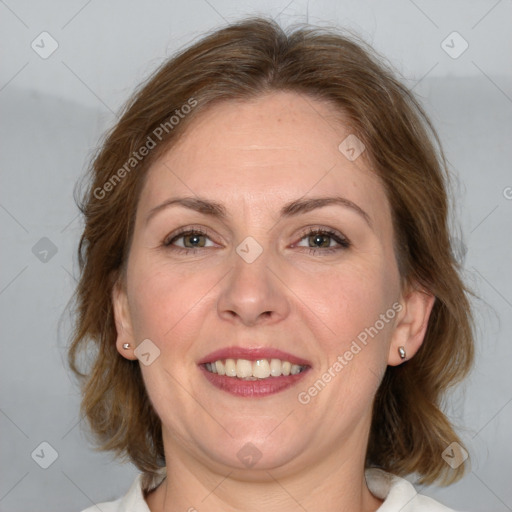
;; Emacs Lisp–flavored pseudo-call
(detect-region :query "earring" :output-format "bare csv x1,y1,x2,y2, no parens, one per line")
398,346,406,360
122,343,131,350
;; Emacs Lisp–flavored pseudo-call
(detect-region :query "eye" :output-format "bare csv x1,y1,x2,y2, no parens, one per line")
294,227,351,254
163,228,216,252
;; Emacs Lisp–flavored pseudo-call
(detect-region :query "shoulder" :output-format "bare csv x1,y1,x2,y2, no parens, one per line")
365,468,463,512
79,474,143,511
80,469,166,512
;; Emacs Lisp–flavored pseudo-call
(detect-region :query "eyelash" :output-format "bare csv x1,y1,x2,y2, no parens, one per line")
163,226,351,256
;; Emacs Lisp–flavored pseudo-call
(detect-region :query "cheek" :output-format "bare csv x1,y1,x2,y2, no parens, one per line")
297,263,398,412
302,258,397,345
126,255,220,345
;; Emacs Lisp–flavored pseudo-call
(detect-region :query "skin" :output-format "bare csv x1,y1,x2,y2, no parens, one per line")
112,91,435,512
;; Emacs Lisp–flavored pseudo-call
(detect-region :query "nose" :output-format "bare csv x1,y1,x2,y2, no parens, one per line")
216,247,291,327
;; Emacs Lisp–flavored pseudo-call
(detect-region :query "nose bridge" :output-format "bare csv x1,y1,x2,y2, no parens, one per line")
216,237,289,325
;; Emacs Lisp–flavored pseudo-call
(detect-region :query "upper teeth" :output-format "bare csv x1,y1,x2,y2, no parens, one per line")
205,358,306,379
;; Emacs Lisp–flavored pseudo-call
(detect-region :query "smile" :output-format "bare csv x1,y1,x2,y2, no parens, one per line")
198,346,311,397
203,358,307,380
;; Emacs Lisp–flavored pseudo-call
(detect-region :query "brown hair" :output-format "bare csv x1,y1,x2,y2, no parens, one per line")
69,16,474,485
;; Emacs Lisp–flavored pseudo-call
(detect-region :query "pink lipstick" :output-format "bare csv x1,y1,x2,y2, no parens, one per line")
198,346,311,398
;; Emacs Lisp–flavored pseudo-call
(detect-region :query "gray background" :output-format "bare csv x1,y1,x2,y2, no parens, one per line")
1,1,511,511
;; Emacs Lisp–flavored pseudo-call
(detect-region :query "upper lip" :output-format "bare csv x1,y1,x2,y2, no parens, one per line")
198,346,312,367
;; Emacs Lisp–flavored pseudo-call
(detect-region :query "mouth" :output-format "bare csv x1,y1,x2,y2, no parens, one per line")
198,347,311,398
203,358,307,379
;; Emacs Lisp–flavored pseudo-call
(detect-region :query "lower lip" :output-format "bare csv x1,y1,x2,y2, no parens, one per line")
199,365,310,397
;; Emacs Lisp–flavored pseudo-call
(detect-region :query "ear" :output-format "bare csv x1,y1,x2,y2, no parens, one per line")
388,285,436,366
112,278,138,361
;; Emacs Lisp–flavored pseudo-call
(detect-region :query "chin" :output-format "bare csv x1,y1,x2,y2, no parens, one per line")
193,426,309,473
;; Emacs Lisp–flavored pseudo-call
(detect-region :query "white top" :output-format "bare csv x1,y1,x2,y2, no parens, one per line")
81,467,461,511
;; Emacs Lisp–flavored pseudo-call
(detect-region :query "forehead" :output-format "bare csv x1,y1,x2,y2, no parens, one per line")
138,91,391,226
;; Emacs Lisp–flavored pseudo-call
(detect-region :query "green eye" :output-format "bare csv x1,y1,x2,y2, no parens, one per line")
182,233,207,248
296,228,351,253
164,229,213,250
308,233,332,248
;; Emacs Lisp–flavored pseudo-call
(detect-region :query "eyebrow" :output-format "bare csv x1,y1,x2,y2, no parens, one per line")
145,195,372,229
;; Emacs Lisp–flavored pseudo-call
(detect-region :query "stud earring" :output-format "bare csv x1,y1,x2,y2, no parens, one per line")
398,346,406,360
122,343,131,350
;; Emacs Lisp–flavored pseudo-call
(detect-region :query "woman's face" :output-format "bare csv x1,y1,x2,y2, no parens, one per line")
114,91,428,476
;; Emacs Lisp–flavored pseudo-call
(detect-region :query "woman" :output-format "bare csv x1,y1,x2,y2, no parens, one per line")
70,17,474,512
